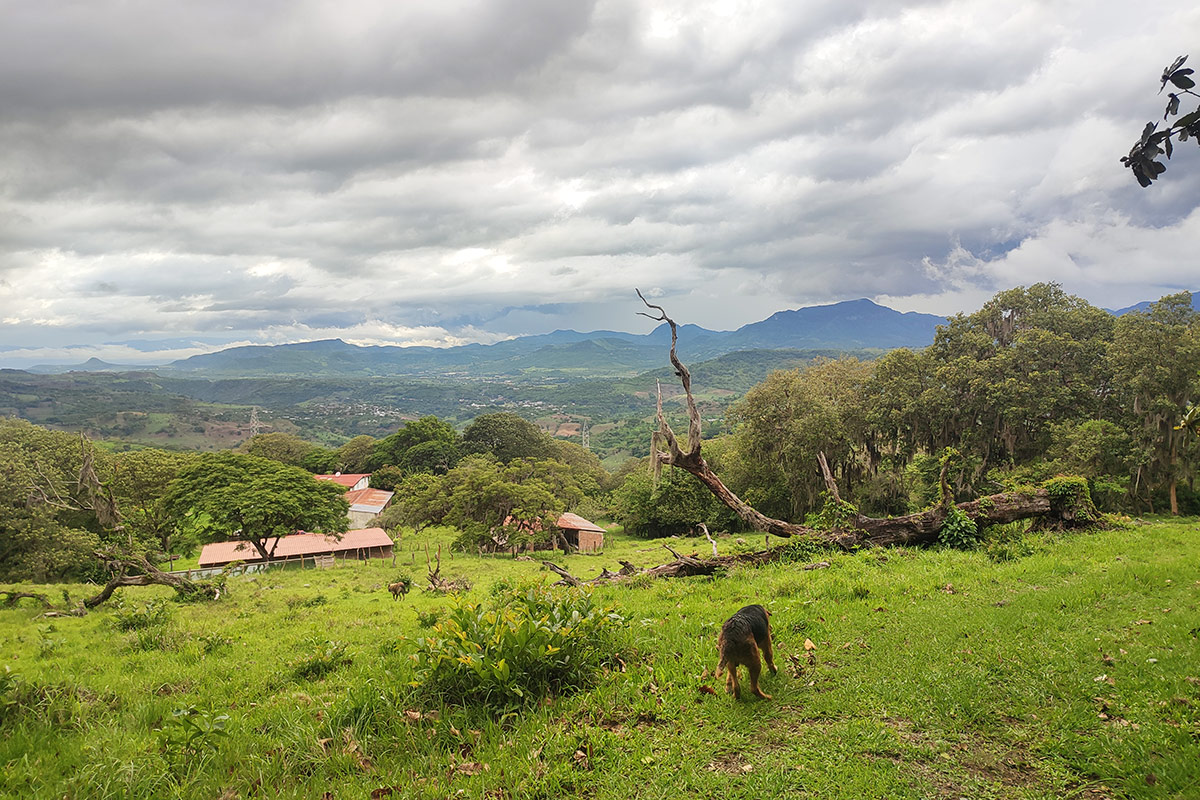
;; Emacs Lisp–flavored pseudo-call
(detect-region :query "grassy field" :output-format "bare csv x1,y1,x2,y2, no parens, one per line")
2,520,1198,799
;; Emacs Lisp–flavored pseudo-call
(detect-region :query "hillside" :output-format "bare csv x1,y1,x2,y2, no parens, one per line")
1,519,1196,798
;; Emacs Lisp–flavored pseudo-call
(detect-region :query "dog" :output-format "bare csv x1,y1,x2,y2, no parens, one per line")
387,581,410,601
716,604,777,700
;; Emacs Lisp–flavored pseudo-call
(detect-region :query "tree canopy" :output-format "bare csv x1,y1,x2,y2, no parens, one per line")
163,451,349,561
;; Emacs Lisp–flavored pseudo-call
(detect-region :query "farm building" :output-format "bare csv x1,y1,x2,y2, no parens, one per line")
556,512,605,553
197,527,394,568
486,512,606,554
314,472,370,491
344,488,394,529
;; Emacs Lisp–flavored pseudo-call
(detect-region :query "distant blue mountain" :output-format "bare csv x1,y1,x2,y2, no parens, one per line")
1107,292,1198,316
158,298,946,378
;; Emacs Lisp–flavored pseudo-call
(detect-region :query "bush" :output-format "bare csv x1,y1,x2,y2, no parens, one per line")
290,639,352,681
409,582,626,710
937,506,979,550
111,599,172,632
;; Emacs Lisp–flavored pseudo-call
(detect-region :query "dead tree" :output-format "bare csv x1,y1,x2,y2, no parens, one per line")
82,550,221,608
636,292,1096,547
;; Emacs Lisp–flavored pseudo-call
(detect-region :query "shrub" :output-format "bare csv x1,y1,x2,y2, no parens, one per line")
158,706,229,756
805,492,859,530
409,582,626,710
414,608,444,629
111,599,172,632
937,506,979,550
290,639,352,681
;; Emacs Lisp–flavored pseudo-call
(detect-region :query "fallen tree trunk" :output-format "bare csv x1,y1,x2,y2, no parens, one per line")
636,292,1099,548
84,551,221,609
541,545,830,586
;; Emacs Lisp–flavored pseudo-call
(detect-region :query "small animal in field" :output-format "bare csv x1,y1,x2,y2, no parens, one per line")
387,580,411,601
716,604,778,700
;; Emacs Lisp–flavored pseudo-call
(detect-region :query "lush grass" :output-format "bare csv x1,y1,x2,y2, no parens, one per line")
2,521,1199,799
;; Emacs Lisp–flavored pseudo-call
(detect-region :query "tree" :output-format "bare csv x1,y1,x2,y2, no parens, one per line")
728,357,874,521
107,448,202,560
241,432,320,468
461,413,554,463
0,419,107,581
389,455,586,553
612,463,739,538
1123,55,1200,187
1108,292,1200,513
335,435,377,473
163,452,349,561
369,416,460,472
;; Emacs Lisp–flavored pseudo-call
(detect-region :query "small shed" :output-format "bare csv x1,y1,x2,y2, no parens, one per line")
344,488,394,529
556,512,605,553
197,527,394,568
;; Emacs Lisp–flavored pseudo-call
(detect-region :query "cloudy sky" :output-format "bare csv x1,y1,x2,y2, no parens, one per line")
2,0,1198,367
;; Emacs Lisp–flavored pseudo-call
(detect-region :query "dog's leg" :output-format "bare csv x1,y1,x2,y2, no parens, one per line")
747,645,771,700
762,629,778,675
726,664,741,699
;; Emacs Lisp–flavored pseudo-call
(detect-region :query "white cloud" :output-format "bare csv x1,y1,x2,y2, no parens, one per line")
2,0,1199,366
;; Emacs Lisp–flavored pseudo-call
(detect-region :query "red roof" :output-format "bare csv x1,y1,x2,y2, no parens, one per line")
344,488,394,513
314,473,369,488
197,527,393,567
556,512,605,533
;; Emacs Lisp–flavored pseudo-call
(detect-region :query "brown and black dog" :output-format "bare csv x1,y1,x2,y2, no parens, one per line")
716,604,777,699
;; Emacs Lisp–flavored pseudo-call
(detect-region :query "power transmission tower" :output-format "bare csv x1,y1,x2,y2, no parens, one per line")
249,406,263,438
581,419,590,451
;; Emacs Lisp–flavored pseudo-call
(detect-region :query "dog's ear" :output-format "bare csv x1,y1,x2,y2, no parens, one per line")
764,608,772,617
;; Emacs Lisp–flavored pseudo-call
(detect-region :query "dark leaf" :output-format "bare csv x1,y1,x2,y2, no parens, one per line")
1169,73,1196,90
1165,136,1173,159
1141,121,1157,143
1165,93,1180,118
1161,55,1188,90
1177,110,1200,128
1134,167,1152,187
1180,128,1190,142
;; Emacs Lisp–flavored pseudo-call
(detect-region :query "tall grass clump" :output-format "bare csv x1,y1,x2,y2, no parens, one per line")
410,582,626,710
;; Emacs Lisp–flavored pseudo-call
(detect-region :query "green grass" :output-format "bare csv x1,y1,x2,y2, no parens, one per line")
2,521,1198,799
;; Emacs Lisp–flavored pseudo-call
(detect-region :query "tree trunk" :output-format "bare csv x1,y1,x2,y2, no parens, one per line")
83,552,221,609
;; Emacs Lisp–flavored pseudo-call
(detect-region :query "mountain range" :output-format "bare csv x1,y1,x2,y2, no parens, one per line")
26,291,1198,379
28,299,944,378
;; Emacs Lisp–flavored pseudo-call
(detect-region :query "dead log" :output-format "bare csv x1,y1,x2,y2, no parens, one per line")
83,551,221,608
0,591,51,608
637,292,1098,547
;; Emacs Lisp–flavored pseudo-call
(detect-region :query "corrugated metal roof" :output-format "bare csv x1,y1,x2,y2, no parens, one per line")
556,512,605,533
344,488,394,513
197,527,393,567
314,473,370,488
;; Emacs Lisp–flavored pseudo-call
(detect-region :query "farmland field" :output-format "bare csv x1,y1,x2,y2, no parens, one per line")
2,520,1198,799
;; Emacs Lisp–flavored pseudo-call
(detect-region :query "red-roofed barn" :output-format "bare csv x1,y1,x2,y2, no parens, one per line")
197,527,394,568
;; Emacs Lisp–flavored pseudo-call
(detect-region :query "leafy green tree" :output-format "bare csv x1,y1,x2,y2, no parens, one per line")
461,413,554,463
107,448,202,559
241,432,319,468
369,416,460,472
926,284,1114,479
163,452,349,561
335,435,377,473
369,465,407,492
727,357,874,521
0,419,107,581
611,463,738,538
1108,292,1200,513
390,455,586,551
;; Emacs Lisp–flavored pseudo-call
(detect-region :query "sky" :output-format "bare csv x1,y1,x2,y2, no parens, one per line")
2,0,1199,368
